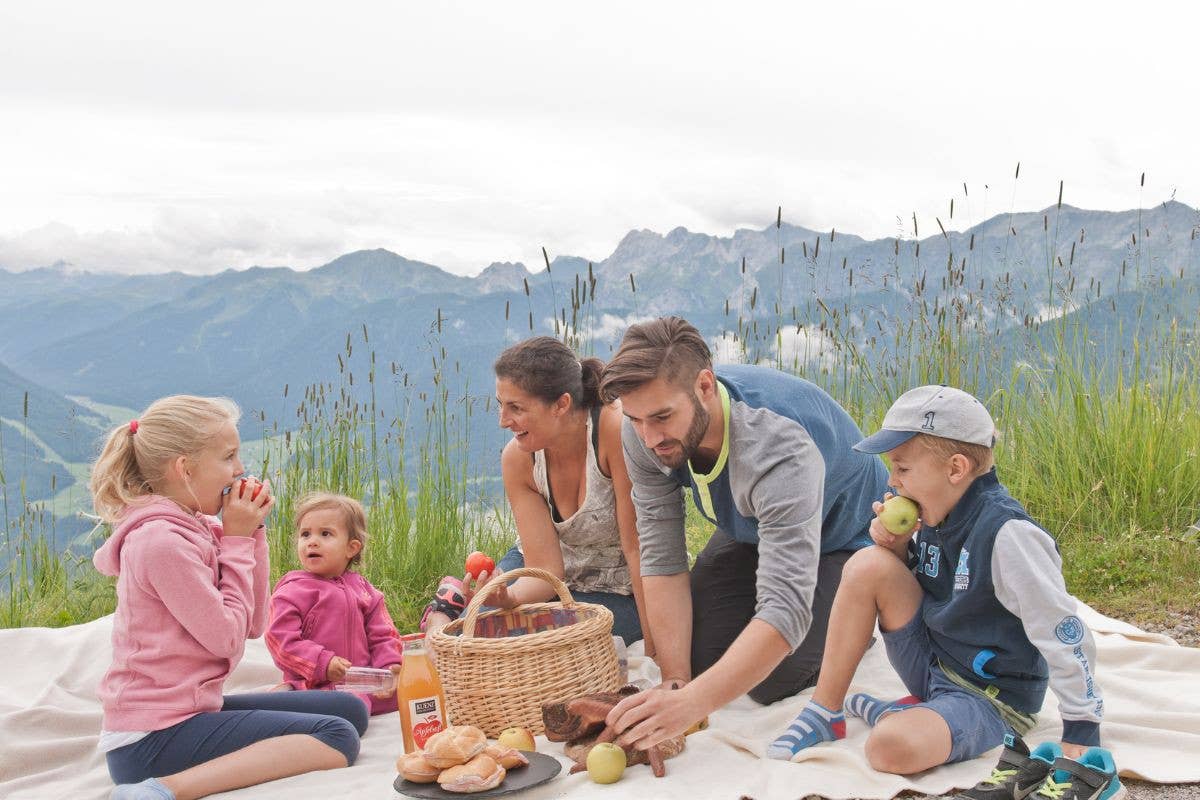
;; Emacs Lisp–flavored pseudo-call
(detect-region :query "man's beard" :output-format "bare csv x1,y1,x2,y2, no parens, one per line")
654,394,710,470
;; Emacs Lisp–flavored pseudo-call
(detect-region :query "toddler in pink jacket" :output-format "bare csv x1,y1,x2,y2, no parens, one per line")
266,492,403,715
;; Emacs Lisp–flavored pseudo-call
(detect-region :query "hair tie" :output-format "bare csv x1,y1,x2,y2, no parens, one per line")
128,419,139,435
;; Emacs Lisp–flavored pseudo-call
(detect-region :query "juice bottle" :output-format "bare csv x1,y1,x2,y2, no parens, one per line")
397,633,448,752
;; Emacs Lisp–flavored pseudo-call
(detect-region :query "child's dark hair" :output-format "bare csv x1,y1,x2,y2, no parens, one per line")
493,336,604,410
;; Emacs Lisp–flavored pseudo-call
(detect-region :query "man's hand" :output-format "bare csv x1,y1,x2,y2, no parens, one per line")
326,656,351,683
605,683,707,751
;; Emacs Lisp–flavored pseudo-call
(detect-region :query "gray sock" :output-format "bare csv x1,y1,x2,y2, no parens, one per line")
111,777,175,800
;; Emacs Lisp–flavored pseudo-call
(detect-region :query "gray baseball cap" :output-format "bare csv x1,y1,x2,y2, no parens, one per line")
854,385,996,454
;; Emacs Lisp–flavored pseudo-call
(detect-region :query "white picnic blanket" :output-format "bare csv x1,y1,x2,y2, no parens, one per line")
1,602,1197,800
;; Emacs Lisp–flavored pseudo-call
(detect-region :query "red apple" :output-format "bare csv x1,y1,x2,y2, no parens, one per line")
465,551,495,580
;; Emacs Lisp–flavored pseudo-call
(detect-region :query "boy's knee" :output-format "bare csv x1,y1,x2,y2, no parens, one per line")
864,729,907,772
864,726,920,774
843,545,908,583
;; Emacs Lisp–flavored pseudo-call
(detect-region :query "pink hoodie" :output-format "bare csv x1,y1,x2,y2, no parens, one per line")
266,570,402,715
93,497,269,732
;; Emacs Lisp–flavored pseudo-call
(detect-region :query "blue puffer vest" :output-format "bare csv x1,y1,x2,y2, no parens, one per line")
914,469,1051,712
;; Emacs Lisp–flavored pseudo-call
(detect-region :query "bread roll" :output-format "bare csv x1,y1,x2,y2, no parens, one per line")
437,754,506,793
483,743,530,769
423,725,487,768
395,752,440,783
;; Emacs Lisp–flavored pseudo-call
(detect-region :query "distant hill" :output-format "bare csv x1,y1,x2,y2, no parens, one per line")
0,360,108,468
0,201,1196,490
0,264,204,362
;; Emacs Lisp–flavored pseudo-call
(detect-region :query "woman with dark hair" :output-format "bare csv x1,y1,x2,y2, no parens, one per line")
422,337,651,649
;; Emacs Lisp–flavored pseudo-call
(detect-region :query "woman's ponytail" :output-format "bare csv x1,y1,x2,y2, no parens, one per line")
579,357,604,409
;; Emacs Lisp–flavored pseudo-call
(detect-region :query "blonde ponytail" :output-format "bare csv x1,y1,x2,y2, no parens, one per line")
89,395,241,523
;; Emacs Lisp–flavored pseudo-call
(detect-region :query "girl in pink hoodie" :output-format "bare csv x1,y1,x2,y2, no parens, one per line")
91,396,367,800
266,492,403,715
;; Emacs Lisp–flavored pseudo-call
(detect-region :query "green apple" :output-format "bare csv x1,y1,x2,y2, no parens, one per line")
879,495,919,535
497,726,536,751
586,742,627,784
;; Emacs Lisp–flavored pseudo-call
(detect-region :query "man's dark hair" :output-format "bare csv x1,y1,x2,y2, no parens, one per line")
599,317,712,402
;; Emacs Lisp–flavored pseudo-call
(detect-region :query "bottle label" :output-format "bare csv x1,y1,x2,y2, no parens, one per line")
408,696,445,748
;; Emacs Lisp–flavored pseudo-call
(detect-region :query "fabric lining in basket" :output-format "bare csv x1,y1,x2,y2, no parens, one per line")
428,566,621,736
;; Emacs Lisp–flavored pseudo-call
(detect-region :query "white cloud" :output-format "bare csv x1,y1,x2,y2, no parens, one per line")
1,2,1197,275
591,313,655,343
0,211,347,274
771,325,840,372
710,332,746,366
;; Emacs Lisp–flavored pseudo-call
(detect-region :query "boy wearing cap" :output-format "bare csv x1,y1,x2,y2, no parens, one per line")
768,385,1104,776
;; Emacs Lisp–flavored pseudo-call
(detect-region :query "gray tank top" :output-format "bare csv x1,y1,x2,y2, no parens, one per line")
529,411,631,595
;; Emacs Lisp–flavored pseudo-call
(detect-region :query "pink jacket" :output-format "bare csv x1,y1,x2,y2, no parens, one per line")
265,570,402,714
93,497,269,732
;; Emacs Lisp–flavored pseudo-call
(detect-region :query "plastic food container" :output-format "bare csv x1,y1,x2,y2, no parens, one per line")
333,667,396,694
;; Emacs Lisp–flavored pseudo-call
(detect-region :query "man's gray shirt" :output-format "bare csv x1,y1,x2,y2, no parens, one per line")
622,365,887,650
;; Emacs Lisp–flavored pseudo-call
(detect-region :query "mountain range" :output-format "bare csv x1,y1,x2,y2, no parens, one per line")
1,201,1196,521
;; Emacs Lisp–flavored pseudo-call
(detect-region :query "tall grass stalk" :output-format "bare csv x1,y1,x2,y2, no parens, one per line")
3,182,1198,629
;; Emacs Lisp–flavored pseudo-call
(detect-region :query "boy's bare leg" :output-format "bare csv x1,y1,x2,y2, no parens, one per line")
811,545,924,709
767,545,924,760
866,706,953,774
160,734,347,800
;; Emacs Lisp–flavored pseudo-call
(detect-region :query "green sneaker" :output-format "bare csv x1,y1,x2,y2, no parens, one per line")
955,734,1062,800
1034,747,1125,800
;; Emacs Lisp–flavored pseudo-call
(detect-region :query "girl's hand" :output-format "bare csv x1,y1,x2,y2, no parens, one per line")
222,477,275,537
375,664,403,698
326,656,351,683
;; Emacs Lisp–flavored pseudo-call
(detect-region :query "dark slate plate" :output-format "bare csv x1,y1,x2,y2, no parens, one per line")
394,751,562,798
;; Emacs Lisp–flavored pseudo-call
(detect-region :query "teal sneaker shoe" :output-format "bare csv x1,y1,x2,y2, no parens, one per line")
1035,747,1125,800
955,734,1062,800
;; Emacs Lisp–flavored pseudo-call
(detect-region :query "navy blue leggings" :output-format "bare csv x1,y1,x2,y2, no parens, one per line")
497,545,644,646
106,690,368,785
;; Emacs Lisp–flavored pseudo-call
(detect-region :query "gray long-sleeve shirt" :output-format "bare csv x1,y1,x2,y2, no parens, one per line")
623,365,888,649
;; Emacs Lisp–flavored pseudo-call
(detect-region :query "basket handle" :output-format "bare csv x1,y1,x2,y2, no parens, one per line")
459,566,576,639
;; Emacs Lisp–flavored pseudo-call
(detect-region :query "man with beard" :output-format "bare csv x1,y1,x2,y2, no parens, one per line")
598,316,888,752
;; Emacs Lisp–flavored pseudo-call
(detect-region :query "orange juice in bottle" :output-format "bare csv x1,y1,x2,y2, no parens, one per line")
397,633,448,752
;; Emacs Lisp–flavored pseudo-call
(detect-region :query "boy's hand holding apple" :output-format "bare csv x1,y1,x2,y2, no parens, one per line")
870,493,919,559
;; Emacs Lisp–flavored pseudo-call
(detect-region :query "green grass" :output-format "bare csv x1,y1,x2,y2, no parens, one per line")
3,185,1199,632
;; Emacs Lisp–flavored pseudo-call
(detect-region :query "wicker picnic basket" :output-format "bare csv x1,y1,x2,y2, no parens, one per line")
427,567,621,737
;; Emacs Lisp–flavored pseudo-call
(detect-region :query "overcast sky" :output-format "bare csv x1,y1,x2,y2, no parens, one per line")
1,1,1195,276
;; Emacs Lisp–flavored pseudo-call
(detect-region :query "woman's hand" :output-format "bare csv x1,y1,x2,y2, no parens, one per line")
466,569,514,609
222,477,274,537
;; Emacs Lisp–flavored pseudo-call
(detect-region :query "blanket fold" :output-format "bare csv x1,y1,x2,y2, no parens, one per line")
1,603,1196,799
